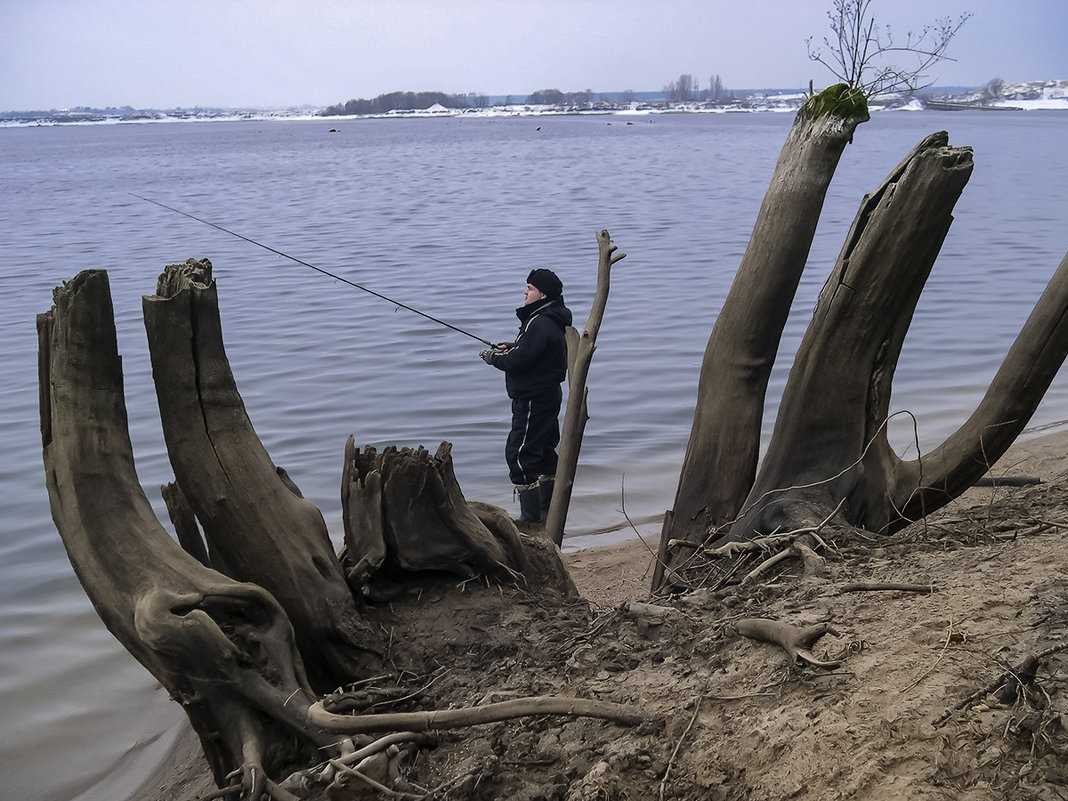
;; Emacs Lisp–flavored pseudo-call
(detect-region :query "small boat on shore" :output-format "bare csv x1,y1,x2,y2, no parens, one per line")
922,99,1023,111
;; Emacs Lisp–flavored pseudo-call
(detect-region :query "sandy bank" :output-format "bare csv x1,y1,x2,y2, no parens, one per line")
135,427,1067,800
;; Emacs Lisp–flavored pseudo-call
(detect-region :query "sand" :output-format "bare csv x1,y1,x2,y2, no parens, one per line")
136,429,1068,800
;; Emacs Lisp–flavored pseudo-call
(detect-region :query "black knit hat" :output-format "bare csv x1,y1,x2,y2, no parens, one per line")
527,268,563,299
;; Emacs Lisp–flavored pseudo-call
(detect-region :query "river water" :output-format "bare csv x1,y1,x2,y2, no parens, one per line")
1,110,1065,800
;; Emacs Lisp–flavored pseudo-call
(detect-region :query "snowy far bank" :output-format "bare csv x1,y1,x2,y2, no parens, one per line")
4,80,1065,127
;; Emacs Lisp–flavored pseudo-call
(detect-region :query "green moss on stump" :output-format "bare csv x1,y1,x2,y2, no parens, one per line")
800,83,870,123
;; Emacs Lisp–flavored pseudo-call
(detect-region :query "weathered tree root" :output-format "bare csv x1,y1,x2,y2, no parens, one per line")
838,582,935,594
278,731,436,800
741,541,827,584
733,618,842,668
934,642,1068,726
974,475,1043,487
307,695,648,733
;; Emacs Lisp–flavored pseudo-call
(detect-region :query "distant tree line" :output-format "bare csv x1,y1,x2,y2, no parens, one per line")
322,91,489,116
663,73,731,103
524,88,597,105
323,87,615,116
321,79,736,117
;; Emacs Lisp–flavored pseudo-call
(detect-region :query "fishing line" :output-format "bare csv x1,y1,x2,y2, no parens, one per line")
130,193,495,347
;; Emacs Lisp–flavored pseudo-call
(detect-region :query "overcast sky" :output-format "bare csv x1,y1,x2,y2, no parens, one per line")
2,0,1065,110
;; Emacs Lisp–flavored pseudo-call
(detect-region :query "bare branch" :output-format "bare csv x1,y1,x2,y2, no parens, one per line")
808,0,970,98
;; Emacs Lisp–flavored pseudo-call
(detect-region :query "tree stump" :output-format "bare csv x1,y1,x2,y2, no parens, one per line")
658,86,869,582
341,439,525,580
39,266,607,798
38,270,339,790
655,115,1068,589
143,258,379,690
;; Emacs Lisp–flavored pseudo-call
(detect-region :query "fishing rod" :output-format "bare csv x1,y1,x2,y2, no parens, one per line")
130,193,495,347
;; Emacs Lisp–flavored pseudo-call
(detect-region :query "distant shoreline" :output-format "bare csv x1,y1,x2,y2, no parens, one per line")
3,98,1067,128
4,78,1066,127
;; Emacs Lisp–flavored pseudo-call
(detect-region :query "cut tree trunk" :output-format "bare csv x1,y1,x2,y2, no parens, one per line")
339,437,579,597
655,86,869,586
38,270,340,790
142,258,379,690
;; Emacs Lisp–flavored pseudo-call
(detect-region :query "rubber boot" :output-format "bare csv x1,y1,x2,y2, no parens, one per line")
516,482,542,523
537,475,555,523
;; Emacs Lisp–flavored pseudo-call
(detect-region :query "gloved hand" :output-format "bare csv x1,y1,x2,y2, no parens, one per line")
479,349,496,364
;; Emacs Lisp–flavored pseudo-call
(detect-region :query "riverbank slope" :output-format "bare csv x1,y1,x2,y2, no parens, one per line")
138,428,1068,800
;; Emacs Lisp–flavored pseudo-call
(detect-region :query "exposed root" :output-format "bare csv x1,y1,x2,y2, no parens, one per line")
327,752,423,800
838,581,935,593
659,691,705,801
201,762,301,801
935,642,1068,726
307,695,649,733
741,547,797,584
331,732,438,769
732,618,842,668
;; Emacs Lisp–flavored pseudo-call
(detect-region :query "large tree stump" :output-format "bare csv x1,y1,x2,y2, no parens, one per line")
656,86,869,585
38,270,340,792
655,120,1068,589
142,258,378,690
39,267,612,798
728,133,1068,542
728,132,974,540
340,437,579,598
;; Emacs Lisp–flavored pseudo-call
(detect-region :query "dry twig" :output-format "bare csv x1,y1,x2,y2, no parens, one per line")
838,582,935,594
660,693,705,801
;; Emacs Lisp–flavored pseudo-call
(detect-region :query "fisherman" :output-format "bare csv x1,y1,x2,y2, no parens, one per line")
480,269,572,523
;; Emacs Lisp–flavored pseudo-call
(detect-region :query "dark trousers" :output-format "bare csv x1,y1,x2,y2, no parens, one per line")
505,387,561,486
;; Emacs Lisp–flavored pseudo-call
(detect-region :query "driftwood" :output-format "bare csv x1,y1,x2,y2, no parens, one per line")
974,475,1043,487
838,582,935,594
934,643,1068,726
38,270,344,791
545,229,625,546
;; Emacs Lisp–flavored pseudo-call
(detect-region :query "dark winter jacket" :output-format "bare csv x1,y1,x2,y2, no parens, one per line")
492,296,573,399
